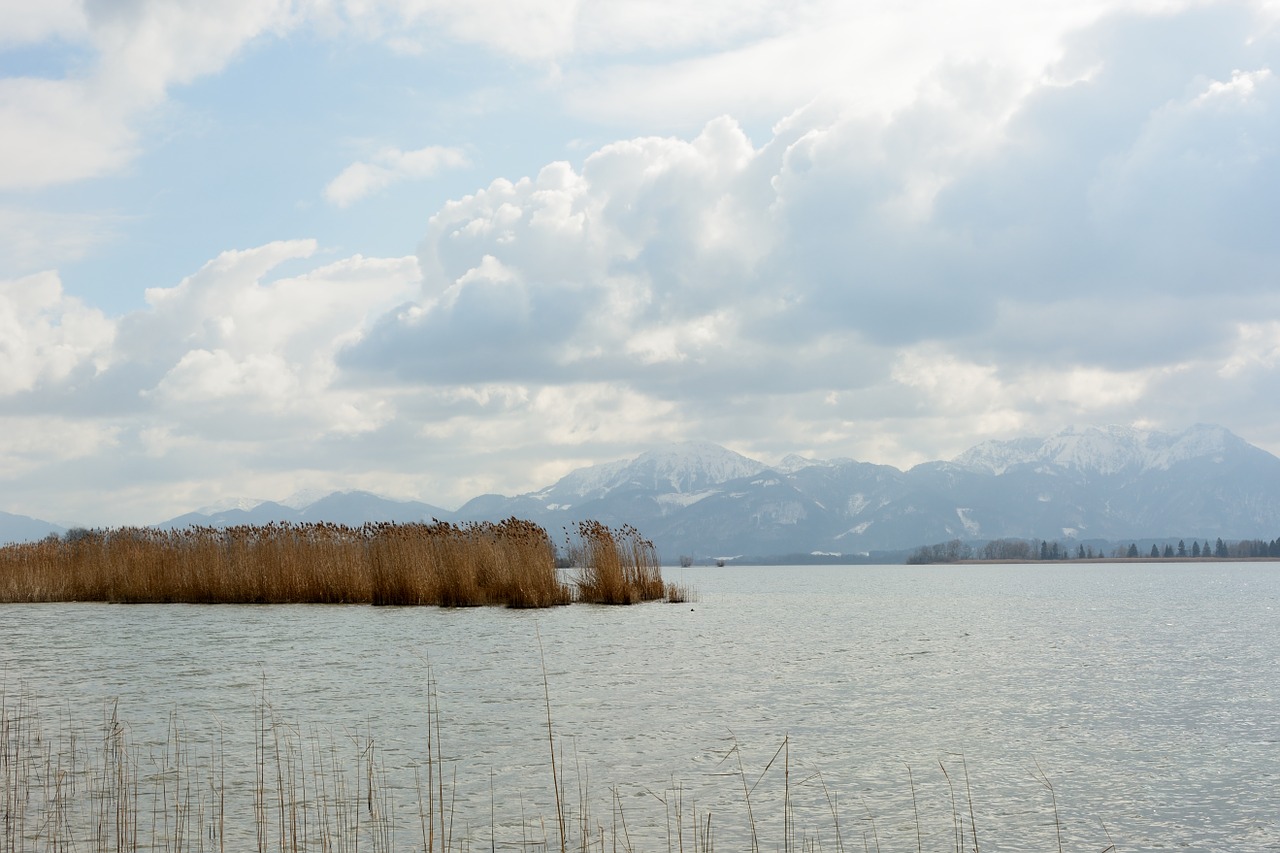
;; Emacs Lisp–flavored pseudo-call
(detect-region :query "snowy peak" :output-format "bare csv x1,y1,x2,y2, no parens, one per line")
952,424,1239,476
541,441,766,500
775,453,824,473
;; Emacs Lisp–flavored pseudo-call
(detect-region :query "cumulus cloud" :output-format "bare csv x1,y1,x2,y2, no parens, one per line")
341,116,779,387
324,145,470,207
0,240,422,521
131,241,419,431
0,271,113,395
336,3,1280,471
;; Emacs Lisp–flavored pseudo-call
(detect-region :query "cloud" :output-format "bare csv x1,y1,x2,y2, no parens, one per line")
0,240,423,520
9,2,1280,525
336,4,1280,465
341,116,777,386
0,1,297,191
131,241,420,432
0,271,114,395
0,78,138,190
0,0,86,45
557,0,1174,128
324,145,470,207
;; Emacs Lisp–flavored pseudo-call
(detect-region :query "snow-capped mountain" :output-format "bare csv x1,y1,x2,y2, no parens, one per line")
8,425,1280,556
952,424,1243,476
533,441,765,504
452,424,1280,558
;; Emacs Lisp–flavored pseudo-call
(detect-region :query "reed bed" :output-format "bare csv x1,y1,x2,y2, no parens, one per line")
567,522,667,605
0,679,1117,853
0,518,692,607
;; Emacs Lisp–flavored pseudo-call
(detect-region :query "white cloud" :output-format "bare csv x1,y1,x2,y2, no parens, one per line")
1220,321,1280,378
86,0,296,96
0,78,137,190
558,0,1165,128
0,1,297,191
0,416,120,480
330,6,1280,473
0,0,86,45
133,242,420,432
324,145,470,207
344,116,773,388
0,240,425,520
0,271,114,395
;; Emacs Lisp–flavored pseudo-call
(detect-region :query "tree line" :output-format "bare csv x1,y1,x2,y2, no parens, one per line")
907,536,1280,564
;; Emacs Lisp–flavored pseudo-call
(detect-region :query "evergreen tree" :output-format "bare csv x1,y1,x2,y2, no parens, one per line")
1151,544,1161,558
1215,537,1228,558
1191,541,1201,557
1127,543,1139,558
1177,539,1187,557
1163,544,1173,558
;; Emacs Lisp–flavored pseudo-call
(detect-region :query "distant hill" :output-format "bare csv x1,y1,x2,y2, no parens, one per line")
7,425,1280,558
0,510,64,544
155,491,451,531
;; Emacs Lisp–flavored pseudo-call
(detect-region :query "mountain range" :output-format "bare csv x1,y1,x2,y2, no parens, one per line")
6,424,1280,559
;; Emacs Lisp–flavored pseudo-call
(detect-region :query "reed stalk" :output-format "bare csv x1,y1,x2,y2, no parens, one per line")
0,681,1114,853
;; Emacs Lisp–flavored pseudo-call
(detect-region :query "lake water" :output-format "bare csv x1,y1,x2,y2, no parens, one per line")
2,562,1278,852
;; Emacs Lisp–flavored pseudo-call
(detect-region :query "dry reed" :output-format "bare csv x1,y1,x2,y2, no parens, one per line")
0,519,584,607
567,522,666,605
0,681,1118,853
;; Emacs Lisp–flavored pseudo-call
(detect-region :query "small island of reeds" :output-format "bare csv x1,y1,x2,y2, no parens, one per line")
0,519,688,607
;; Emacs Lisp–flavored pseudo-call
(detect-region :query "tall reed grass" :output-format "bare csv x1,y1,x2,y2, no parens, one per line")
0,518,695,607
0,519,586,607
566,521,667,605
0,678,1117,853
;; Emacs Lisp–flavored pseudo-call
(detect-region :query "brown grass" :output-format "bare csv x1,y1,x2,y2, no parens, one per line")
567,521,666,604
0,519,577,607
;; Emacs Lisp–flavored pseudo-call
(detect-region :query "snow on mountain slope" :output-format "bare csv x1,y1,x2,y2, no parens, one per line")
952,424,1237,476
539,441,765,500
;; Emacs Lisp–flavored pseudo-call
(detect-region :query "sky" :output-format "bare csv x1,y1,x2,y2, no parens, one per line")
4,0,1280,526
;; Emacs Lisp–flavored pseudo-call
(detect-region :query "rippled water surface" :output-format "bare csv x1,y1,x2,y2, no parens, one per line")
3,562,1279,851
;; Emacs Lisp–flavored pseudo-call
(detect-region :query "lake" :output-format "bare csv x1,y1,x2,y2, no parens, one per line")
2,562,1278,852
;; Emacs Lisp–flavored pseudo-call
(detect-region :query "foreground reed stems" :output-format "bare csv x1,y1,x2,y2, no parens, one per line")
0,682,1118,853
